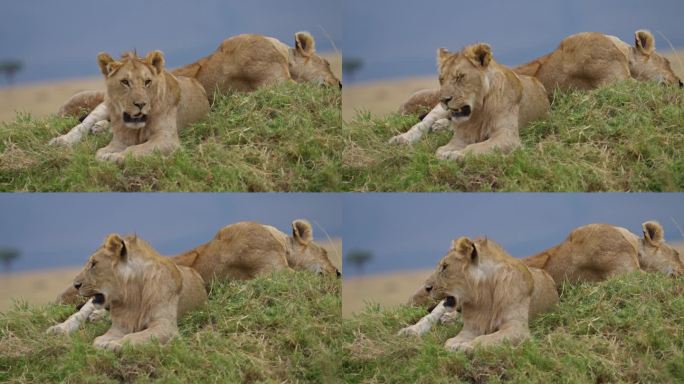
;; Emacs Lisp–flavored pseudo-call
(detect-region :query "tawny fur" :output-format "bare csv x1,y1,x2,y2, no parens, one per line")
390,43,549,161
56,220,339,305
49,234,207,351
522,221,684,285
399,30,682,115
514,30,682,97
401,236,558,352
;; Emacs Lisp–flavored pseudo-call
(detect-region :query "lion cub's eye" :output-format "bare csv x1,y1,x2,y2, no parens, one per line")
144,79,152,87
120,79,130,87
456,74,465,82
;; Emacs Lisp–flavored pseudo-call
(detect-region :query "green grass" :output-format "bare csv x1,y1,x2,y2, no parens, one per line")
0,271,341,383
0,82,341,191
343,81,684,191
341,272,684,383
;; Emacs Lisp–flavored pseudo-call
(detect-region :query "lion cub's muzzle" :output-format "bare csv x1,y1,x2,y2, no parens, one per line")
440,96,472,121
123,112,148,128
450,105,471,119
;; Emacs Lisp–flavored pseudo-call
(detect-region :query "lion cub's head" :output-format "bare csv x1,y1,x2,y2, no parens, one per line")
289,32,341,89
436,44,497,124
97,50,169,129
423,236,511,303
73,234,158,305
638,221,684,276
629,30,682,88
289,219,341,277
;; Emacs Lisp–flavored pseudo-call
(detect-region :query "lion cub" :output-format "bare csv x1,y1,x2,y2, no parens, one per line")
94,51,209,162
399,237,558,352
47,234,207,351
390,44,549,161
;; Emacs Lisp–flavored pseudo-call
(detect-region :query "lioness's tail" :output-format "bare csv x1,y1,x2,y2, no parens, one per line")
58,90,105,121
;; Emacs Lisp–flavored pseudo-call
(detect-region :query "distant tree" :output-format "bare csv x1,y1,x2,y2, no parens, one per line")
342,58,364,83
346,249,373,275
0,60,24,86
0,247,20,273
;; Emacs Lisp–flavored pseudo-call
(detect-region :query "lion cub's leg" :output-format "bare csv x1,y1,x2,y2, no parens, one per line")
99,319,178,351
450,321,530,352
49,103,110,146
398,297,456,337
437,119,521,161
443,323,479,351
47,299,98,335
389,103,449,145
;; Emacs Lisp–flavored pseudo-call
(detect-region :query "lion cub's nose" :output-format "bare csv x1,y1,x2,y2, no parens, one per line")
425,285,433,292
440,96,453,104
74,282,82,289
134,102,146,110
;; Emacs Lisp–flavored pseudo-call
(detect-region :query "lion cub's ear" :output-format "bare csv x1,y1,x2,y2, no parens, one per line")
292,219,313,245
452,236,478,263
437,48,451,68
144,50,165,75
295,31,316,58
465,44,492,68
634,30,655,56
103,234,127,262
97,53,120,77
642,221,665,245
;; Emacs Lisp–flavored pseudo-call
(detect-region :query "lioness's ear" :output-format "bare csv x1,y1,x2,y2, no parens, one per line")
144,50,165,75
465,44,492,68
97,52,118,77
452,236,477,263
634,30,655,56
642,221,664,245
103,234,127,262
437,48,451,68
295,31,316,57
292,219,313,245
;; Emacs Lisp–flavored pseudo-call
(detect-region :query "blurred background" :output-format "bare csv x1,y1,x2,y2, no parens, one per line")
0,0,341,122
0,193,342,311
342,0,684,120
342,193,684,316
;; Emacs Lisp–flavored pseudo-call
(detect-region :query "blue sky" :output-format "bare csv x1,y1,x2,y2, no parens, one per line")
343,193,684,276
0,0,341,85
343,0,684,82
0,193,342,272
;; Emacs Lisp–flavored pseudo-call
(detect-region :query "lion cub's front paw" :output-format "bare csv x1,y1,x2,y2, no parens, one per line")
46,323,69,335
389,133,413,145
435,147,465,161
88,309,108,322
49,134,77,146
93,337,123,351
397,325,423,337
444,338,474,353
91,120,110,134
96,150,124,163
431,118,451,132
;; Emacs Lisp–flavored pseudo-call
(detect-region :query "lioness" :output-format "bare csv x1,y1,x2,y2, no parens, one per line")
389,43,549,161
515,30,683,97
399,236,558,352
47,234,207,351
522,221,684,285
400,29,682,116
56,219,340,305
50,32,340,147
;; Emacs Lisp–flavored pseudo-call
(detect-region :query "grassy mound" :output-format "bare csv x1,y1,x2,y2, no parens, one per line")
343,81,684,191
341,272,684,383
0,271,341,383
0,82,341,191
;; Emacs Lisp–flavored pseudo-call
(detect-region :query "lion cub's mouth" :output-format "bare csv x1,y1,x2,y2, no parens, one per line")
123,112,148,124
92,293,106,305
450,105,471,118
